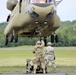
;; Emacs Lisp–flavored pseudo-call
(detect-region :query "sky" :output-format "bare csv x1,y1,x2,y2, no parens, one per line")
0,0,76,23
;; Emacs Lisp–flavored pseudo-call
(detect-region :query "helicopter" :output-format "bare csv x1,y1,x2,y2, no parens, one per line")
4,0,62,45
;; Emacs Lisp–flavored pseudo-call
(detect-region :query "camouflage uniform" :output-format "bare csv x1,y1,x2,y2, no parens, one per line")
26,59,34,73
33,40,45,74
45,42,56,70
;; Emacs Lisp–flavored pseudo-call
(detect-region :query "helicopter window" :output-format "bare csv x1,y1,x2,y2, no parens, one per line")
30,0,54,3
46,0,51,3
46,0,54,3
30,0,46,3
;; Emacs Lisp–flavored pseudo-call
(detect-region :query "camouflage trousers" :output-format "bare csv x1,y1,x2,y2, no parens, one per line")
33,55,45,69
45,55,56,70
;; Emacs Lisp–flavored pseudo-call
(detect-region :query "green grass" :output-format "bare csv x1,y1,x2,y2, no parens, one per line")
0,47,76,73
55,50,76,66
0,48,76,66
0,50,34,67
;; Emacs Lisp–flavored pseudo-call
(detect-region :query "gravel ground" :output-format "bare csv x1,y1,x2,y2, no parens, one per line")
0,47,76,50
0,70,76,75
0,71,76,75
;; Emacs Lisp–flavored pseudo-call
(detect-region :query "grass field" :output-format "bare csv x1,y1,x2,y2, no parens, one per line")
0,46,76,74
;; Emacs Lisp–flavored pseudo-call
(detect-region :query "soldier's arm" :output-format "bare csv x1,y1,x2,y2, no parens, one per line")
33,46,36,54
40,40,45,47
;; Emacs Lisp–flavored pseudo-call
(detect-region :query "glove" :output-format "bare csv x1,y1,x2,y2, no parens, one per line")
33,51,35,53
54,57,56,60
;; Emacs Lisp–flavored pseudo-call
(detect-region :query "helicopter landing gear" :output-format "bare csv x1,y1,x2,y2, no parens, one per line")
10,34,13,42
10,34,18,43
5,35,8,45
55,34,59,43
51,34,59,43
14,34,18,42
5,34,18,45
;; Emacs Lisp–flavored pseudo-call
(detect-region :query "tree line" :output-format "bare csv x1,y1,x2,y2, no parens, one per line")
0,20,76,47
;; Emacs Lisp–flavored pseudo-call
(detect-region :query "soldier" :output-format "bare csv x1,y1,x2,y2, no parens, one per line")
33,40,46,74
26,59,34,73
45,42,56,70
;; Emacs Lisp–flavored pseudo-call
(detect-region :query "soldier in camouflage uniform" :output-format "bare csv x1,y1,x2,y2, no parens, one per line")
45,42,56,70
26,59,34,73
33,40,46,74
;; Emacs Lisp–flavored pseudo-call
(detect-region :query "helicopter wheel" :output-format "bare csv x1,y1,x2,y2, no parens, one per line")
10,34,13,42
5,35,8,45
51,34,54,43
55,34,59,43
14,34,18,42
